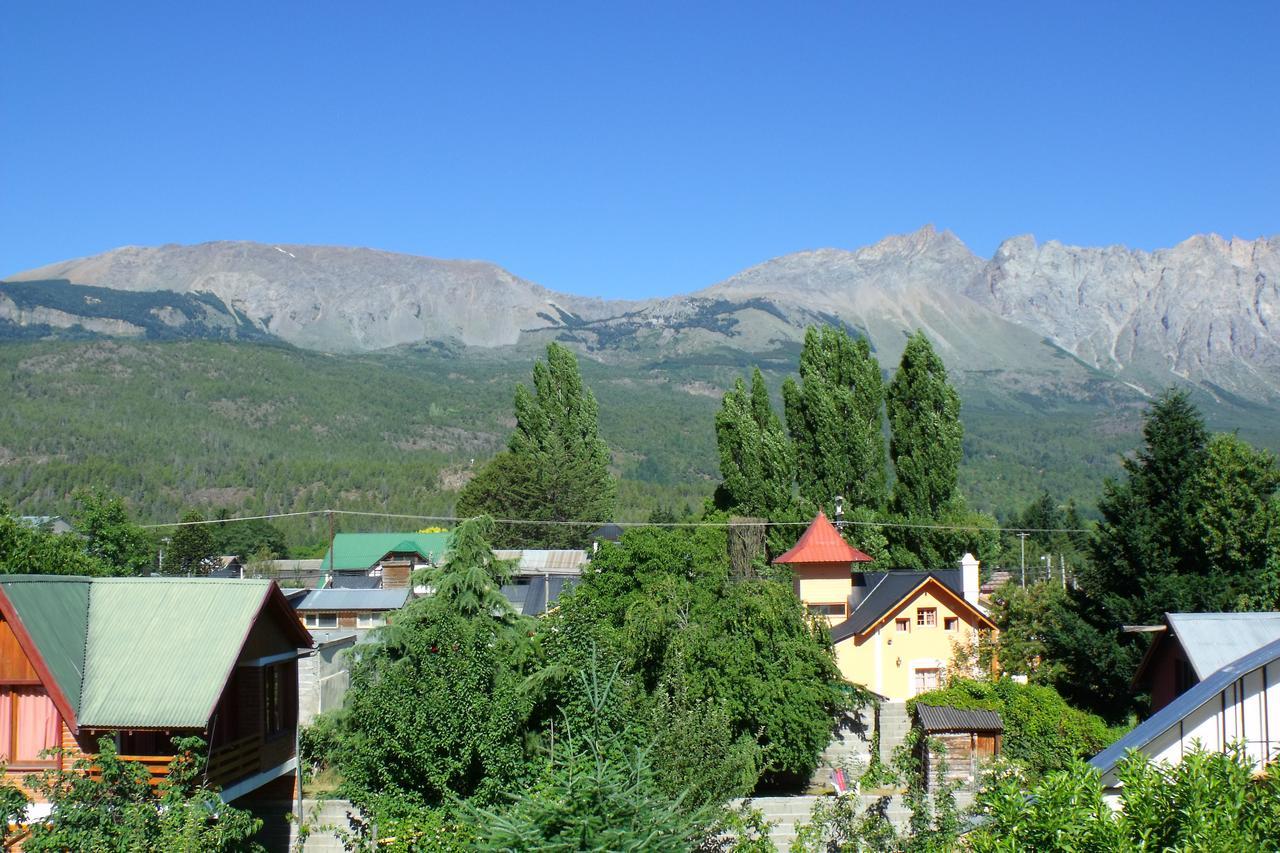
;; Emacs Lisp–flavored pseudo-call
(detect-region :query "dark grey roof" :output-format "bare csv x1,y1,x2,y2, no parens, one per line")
328,572,381,590
591,524,624,542
831,570,966,643
500,575,579,617
1091,634,1280,775
916,704,1003,733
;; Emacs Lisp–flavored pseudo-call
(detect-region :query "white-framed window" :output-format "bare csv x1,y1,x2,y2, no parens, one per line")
304,612,338,629
916,607,937,627
356,612,386,628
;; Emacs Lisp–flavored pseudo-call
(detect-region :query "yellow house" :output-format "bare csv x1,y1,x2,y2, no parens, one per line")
775,512,997,700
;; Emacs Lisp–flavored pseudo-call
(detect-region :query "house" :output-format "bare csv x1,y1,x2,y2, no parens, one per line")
297,630,357,726
209,555,245,578
0,575,313,811
16,516,73,535
773,512,997,700
320,532,451,589
1131,612,1280,712
1091,634,1280,800
292,588,409,634
914,703,1003,790
494,549,587,616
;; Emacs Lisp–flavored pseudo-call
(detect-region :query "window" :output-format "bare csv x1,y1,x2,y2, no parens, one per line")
304,612,338,629
263,662,297,738
916,608,937,627
944,617,959,631
0,687,59,765
806,603,846,618
912,668,941,694
356,612,386,628
895,618,910,633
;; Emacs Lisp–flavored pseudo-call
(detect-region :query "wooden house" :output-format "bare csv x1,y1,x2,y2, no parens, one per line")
913,703,1003,790
0,575,312,811
774,512,997,700
1131,612,1280,712
291,588,409,633
320,532,450,589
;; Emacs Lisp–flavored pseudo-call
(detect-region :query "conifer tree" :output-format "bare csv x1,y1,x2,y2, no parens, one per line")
422,515,519,623
886,331,963,519
457,343,615,548
782,326,886,512
714,368,794,517
166,509,215,575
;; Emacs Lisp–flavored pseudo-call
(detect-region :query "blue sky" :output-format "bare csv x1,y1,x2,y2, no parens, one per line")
3,1,1277,298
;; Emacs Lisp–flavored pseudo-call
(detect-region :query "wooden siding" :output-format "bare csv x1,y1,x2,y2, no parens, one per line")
0,618,39,682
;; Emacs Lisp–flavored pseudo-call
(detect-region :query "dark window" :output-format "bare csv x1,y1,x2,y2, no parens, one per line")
806,603,846,617
263,662,296,738
1175,657,1198,696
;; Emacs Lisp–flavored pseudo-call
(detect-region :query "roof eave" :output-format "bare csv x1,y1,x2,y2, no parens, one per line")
0,588,81,734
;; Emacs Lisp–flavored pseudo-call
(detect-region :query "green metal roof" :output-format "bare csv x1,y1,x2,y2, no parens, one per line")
319,532,451,571
0,576,91,713
0,576,296,730
77,579,273,728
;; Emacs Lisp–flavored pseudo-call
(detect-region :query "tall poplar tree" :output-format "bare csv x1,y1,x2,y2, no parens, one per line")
781,326,887,512
714,368,794,518
457,343,616,548
886,331,963,519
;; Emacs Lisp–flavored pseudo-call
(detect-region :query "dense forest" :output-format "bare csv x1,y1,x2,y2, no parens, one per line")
1,338,1276,554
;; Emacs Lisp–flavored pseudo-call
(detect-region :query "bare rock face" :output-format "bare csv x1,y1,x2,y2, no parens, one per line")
968,234,1280,399
7,226,1280,403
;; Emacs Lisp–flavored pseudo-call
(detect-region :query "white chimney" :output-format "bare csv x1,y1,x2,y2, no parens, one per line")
959,553,980,605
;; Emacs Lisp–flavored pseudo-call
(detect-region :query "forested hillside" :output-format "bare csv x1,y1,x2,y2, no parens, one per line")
2,338,1276,552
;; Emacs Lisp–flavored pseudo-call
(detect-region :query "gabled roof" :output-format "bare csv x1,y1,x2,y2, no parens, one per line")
1168,612,1280,680
1091,635,1280,775
500,575,579,616
492,549,589,575
0,576,311,731
320,532,452,571
295,588,409,611
830,569,993,643
916,704,1004,733
328,572,382,590
773,512,873,565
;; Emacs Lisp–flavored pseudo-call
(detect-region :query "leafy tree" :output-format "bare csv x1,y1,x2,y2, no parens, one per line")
1188,433,1280,609
0,503,110,576
457,343,616,548
23,736,262,852
165,510,216,575
714,368,794,518
542,525,847,788
886,331,962,520
782,326,887,513
73,489,154,575
209,510,287,559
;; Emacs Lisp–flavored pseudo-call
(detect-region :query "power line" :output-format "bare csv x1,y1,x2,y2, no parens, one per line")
142,507,1090,535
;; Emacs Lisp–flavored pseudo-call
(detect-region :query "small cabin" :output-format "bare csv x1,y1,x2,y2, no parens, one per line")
914,703,1003,790
0,575,312,812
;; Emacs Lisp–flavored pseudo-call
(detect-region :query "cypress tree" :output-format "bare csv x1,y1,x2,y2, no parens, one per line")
781,326,886,512
458,343,615,548
714,368,794,517
886,331,962,519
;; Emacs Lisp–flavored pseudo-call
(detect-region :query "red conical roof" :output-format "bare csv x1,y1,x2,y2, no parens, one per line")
772,511,874,565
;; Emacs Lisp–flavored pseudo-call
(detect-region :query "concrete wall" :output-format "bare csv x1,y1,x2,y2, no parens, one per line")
298,635,356,726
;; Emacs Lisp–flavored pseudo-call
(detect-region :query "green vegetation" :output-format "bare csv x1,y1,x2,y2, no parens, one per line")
969,747,1280,851
714,367,794,518
4,736,263,852
456,343,616,548
909,677,1121,779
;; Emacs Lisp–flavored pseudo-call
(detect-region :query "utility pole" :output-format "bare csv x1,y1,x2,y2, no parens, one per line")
1017,533,1029,587
327,510,335,575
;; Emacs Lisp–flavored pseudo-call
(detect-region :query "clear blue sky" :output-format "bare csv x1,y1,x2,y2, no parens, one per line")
3,1,1277,298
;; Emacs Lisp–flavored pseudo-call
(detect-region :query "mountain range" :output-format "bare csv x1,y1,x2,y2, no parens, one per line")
7,226,1279,405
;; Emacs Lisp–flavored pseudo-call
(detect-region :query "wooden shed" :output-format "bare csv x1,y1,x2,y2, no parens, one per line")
913,703,1003,789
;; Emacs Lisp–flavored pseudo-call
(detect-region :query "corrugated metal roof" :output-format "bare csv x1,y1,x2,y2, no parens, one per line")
499,576,579,616
0,576,91,713
328,572,382,590
296,588,409,611
1166,612,1280,679
1091,635,1280,775
78,578,272,728
772,512,873,565
320,532,451,571
916,703,1003,733
492,549,589,575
